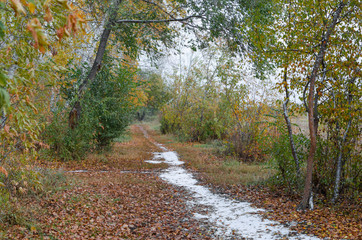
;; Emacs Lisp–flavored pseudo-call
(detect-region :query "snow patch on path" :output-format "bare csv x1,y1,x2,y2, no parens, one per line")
161,166,318,239
140,126,319,239
145,151,184,166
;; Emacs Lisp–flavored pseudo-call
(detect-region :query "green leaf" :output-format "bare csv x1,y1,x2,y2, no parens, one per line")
0,21,5,39
0,71,7,87
0,87,10,110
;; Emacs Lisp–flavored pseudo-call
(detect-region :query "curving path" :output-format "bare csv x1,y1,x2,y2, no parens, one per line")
139,125,319,240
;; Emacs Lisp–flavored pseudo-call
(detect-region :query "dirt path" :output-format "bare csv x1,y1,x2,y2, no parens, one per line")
5,125,321,239
137,125,319,240
5,126,214,239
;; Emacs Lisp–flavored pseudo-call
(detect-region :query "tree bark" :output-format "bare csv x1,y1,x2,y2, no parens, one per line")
298,1,345,210
69,0,122,127
0,111,6,130
332,119,351,202
282,68,301,176
332,75,356,203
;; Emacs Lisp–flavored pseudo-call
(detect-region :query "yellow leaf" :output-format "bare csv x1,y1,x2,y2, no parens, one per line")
0,166,8,177
28,2,35,14
0,182,5,187
18,187,26,194
44,7,53,22
30,226,37,232
3,124,10,133
43,0,51,7
27,18,49,51
10,0,26,15
37,29,49,45
56,0,71,10
21,133,26,141
64,28,70,37
39,45,46,53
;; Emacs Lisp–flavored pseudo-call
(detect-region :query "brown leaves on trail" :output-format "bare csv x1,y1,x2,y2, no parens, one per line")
6,172,213,239
5,124,360,239
144,125,361,240
212,184,362,240
5,125,213,239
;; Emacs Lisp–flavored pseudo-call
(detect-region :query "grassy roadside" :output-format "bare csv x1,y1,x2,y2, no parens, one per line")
2,125,214,239
142,119,361,240
142,118,274,187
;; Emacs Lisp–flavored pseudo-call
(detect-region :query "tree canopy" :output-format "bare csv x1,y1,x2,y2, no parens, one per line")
0,0,360,222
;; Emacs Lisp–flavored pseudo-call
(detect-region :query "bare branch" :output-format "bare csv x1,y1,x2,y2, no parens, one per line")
115,15,203,24
140,0,176,19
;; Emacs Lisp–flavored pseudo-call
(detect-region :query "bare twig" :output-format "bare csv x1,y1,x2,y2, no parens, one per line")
115,15,203,24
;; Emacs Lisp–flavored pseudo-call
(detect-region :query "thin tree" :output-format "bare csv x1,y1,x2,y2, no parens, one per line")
298,1,346,210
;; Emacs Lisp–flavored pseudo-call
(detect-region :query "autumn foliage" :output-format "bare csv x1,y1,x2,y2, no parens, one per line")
0,0,360,238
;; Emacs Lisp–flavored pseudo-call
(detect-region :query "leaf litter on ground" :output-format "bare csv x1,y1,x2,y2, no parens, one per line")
145,124,361,240
3,125,361,239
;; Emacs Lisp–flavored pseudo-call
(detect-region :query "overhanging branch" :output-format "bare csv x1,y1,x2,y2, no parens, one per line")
115,15,203,24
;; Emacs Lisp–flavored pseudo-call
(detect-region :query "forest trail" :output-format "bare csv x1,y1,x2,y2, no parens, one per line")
138,125,319,240
5,125,319,239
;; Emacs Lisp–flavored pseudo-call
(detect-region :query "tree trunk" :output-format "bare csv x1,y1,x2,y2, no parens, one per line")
332,75,356,203
298,1,345,210
69,0,122,127
332,120,351,202
282,68,301,176
0,111,6,130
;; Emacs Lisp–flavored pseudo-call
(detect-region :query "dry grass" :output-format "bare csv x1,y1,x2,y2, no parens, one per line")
290,114,344,140
143,123,274,187
138,115,161,131
291,114,309,135
37,125,168,172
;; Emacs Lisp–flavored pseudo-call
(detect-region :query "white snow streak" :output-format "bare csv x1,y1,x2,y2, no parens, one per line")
142,126,319,239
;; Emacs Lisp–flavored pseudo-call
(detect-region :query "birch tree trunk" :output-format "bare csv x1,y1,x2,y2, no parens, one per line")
298,1,345,210
332,75,357,203
282,68,301,176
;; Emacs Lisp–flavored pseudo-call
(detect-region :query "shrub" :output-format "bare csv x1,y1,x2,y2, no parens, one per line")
43,53,141,160
264,114,308,192
268,132,308,191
